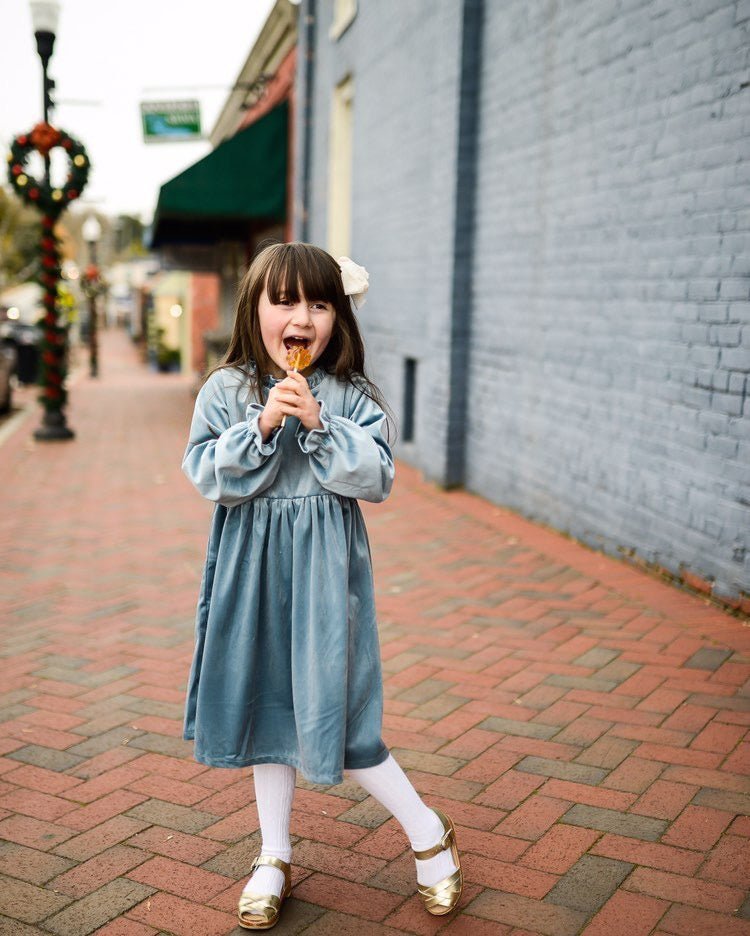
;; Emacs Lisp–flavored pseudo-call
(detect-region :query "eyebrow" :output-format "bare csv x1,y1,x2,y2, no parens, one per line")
278,295,331,305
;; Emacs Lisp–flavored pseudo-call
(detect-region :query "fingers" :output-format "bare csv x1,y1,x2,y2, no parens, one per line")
274,391,299,407
271,378,312,405
266,374,314,427
284,371,314,396
275,373,305,392
276,375,299,390
270,391,302,417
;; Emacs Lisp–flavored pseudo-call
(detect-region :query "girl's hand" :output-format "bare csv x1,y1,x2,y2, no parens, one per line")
258,372,323,440
282,371,324,431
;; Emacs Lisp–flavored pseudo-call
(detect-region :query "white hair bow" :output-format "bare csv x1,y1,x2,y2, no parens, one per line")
338,256,369,310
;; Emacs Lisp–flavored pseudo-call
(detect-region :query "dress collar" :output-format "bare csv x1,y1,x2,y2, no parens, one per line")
261,366,326,391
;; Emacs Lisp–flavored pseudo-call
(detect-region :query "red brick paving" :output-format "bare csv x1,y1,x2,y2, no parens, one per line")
0,329,748,935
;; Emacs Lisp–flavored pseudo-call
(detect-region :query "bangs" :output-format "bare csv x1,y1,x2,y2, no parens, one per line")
264,244,343,306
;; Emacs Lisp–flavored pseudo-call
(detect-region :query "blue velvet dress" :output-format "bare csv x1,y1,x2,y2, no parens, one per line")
181,364,393,785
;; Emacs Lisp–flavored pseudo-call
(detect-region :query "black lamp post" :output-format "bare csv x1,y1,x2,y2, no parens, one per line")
82,215,101,378
32,0,58,224
30,0,74,440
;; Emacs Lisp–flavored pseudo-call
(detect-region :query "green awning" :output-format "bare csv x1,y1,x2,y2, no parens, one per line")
150,101,287,248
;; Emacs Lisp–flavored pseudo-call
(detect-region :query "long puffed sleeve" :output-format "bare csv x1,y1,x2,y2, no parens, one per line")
295,386,394,503
182,372,282,506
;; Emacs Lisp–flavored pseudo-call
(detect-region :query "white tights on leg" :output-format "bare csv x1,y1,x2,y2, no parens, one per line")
243,763,296,898
346,753,458,887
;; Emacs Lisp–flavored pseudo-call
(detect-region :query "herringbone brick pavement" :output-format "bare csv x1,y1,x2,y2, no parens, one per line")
0,329,748,936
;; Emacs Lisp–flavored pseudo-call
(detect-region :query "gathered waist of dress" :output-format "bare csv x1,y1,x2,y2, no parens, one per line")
239,491,350,504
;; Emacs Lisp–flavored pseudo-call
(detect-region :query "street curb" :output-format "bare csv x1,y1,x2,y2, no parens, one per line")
0,400,35,449
0,362,87,450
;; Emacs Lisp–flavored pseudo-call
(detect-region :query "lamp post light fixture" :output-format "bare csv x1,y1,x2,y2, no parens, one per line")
30,1,60,125
82,214,102,378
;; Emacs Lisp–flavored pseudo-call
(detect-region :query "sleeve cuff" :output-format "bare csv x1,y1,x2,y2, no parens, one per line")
246,402,281,455
296,399,332,455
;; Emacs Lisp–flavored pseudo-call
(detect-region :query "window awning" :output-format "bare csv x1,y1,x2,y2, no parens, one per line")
150,101,288,249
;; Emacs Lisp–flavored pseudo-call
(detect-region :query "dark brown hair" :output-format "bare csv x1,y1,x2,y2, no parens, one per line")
208,241,394,437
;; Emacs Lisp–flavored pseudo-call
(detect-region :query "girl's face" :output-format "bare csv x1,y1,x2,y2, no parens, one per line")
257,283,336,378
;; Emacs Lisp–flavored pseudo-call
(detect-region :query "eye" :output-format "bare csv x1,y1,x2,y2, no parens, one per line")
311,301,329,311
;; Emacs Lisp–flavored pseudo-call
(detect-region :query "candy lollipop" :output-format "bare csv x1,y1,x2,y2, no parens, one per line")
280,344,313,427
286,344,312,373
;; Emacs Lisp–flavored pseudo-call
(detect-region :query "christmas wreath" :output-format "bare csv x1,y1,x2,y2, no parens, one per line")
7,122,90,218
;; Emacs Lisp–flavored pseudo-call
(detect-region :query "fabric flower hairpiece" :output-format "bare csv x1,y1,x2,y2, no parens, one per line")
339,256,369,310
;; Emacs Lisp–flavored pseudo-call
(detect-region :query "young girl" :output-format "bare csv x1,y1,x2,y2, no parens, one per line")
182,242,462,929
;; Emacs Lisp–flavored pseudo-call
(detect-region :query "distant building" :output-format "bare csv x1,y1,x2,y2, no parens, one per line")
294,0,750,605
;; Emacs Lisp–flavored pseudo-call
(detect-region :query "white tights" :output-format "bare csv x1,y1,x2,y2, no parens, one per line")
242,754,458,897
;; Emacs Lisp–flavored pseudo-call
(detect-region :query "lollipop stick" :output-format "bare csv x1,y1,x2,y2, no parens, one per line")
279,365,297,429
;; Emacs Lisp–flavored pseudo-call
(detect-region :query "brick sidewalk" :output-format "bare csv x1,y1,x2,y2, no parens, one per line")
0,328,748,936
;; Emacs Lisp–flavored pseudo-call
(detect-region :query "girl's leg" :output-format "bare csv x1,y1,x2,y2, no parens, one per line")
243,763,296,897
346,753,459,886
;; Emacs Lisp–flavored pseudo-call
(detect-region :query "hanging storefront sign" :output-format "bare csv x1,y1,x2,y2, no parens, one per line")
140,101,202,143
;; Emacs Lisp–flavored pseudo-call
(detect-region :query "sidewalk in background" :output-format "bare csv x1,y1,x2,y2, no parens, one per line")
0,328,748,936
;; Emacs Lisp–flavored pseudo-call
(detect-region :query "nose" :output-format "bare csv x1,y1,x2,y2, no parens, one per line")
291,302,312,327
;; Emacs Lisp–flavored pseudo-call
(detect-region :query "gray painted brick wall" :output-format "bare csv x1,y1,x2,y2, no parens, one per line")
295,0,750,601
469,0,749,599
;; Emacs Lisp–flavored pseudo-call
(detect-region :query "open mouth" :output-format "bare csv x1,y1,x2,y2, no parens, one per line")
283,337,311,351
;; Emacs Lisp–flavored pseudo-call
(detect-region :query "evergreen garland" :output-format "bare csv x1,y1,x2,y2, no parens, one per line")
6,123,90,414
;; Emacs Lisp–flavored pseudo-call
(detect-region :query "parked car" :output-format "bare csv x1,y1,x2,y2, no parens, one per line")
0,344,14,414
0,321,41,385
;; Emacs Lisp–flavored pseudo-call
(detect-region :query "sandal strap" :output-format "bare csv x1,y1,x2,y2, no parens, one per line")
413,808,455,860
250,854,291,875
417,867,463,912
238,892,282,919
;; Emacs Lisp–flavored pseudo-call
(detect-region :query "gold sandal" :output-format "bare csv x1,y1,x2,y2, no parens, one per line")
413,807,463,915
237,854,292,930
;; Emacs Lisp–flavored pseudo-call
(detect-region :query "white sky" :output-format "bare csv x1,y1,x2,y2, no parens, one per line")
0,0,277,224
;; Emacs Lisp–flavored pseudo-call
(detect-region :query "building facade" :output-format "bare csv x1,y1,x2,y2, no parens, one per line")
294,0,750,604
150,0,297,368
